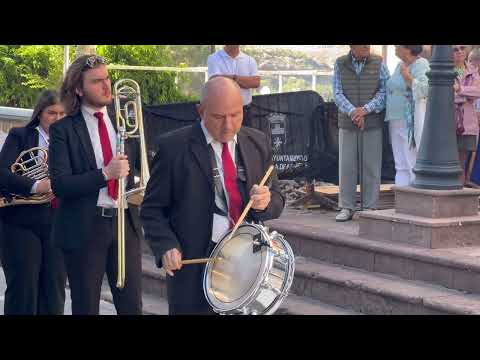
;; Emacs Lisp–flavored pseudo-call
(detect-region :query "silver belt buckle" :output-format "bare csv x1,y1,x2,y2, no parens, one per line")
101,207,113,218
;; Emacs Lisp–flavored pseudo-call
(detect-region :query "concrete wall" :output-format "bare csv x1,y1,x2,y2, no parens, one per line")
0,118,26,133
0,106,32,150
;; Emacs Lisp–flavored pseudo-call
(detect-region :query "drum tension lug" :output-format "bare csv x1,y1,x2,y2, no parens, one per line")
252,233,270,253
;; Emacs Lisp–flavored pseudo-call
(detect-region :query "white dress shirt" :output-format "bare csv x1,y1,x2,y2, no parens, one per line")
207,49,258,106
200,120,238,243
30,126,50,194
81,105,119,208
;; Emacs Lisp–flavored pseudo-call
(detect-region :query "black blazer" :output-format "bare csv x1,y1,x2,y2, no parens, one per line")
140,122,285,313
48,111,143,251
0,126,52,226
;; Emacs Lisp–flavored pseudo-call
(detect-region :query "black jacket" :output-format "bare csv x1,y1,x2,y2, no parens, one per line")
0,126,52,225
48,111,143,251
140,122,285,314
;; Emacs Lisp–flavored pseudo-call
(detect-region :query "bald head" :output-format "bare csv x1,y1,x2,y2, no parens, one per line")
197,77,244,143
200,76,242,105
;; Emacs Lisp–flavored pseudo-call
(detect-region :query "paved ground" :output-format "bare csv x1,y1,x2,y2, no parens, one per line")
0,269,118,315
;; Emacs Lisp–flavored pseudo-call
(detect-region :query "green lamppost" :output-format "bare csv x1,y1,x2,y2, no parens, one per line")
412,45,463,190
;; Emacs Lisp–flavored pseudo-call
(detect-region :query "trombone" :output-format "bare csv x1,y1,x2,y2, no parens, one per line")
113,79,150,289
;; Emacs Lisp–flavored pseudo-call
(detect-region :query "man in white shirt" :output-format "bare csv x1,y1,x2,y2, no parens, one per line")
207,45,261,124
49,55,143,315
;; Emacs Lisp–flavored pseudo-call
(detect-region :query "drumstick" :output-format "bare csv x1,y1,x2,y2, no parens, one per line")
181,165,274,265
227,164,274,242
181,258,211,265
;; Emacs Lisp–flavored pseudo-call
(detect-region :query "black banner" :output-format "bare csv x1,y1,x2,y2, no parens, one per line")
132,91,394,184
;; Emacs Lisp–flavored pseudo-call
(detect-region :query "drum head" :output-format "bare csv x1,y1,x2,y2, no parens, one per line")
204,224,271,313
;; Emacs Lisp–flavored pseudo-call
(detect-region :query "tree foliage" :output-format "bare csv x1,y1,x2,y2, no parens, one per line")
0,45,65,108
0,45,199,109
97,45,195,105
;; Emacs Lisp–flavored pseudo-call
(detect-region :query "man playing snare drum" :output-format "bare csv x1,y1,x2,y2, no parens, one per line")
140,77,285,315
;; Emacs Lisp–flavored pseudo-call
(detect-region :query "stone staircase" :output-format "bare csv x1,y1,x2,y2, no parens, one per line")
267,217,480,314
100,208,480,315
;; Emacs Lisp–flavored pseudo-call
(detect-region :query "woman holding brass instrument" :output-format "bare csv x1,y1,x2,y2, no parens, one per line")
0,90,67,315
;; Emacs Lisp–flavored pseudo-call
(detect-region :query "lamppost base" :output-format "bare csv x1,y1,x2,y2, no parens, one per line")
412,165,463,190
358,186,480,248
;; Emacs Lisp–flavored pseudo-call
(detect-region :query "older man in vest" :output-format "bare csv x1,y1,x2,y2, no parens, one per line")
332,45,390,222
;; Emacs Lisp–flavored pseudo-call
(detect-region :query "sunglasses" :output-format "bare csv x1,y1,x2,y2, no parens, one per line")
82,55,106,71
453,46,467,53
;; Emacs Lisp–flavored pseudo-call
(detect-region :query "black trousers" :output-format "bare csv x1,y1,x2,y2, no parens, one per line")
167,240,218,315
0,216,4,263
63,211,142,315
1,220,66,315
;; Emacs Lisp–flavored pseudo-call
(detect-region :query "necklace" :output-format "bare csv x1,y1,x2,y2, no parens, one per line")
455,66,466,78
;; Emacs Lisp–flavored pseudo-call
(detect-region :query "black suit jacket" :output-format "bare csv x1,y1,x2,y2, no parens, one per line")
48,111,143,251
140,122,285,314
0,126,52,225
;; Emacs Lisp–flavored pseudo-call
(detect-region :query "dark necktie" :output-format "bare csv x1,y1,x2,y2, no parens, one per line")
221,142,242,227
94,111,118,200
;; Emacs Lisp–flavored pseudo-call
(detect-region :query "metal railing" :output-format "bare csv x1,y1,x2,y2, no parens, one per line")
107,65,333,93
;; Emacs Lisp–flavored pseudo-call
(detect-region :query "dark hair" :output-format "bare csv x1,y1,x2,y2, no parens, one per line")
403,45,424,57
26,90,61,128
59,54,106,116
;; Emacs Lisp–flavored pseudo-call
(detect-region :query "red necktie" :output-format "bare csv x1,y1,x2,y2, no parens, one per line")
94,112,118,200
222,142,242,227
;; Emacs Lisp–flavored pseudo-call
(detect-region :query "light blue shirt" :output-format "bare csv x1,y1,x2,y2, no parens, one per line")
385,57,430,122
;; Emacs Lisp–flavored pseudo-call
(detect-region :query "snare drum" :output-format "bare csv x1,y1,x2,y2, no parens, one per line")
203,223,295,315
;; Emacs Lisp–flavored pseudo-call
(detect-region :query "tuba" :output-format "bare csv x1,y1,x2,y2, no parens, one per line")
113,79,150,289
0,146,54,208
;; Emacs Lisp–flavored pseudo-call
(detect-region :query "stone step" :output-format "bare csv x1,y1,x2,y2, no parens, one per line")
292,257,480,315
141,254,167,297
278,294,360,315
358,209,480,248
266,218,480,295
138,254,358,315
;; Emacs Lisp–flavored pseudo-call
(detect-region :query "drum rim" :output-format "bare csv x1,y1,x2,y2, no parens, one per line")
203,223,273,313
261,234,296,315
